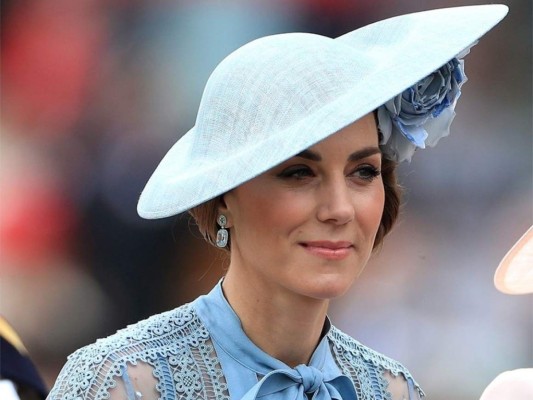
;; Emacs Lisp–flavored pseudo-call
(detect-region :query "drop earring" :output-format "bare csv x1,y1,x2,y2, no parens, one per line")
216,214,229,248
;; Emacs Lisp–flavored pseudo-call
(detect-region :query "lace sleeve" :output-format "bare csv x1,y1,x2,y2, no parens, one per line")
384,370,423,400
328,326,425,399
112,363,159,400
47,347,159,400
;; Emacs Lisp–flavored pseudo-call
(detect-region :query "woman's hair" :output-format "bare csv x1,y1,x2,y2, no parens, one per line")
189,156,401,251
374,156,401,249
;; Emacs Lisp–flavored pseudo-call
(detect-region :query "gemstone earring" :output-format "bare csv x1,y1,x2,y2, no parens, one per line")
216,214,229,248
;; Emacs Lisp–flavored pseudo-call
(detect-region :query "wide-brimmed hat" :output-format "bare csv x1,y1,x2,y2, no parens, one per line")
138,5,508,219
494,226,533,295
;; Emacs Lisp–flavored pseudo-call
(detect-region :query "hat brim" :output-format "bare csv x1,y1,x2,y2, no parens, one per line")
138,5,508,219
494,226,533,295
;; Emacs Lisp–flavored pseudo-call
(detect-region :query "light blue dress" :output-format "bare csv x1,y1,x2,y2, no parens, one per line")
48,281,424,399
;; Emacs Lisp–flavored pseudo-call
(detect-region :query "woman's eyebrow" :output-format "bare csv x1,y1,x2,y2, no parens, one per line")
348,147,381,161
295,149,321,161
295,146,381,162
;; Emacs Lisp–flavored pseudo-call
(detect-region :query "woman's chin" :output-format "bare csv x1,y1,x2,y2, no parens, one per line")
298,277,355,300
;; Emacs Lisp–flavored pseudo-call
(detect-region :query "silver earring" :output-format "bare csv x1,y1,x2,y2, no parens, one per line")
216,214,229,248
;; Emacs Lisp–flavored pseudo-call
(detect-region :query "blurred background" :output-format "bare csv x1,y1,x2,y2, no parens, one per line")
0,0,531,399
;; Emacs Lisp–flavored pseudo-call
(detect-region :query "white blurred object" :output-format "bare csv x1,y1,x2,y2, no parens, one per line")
0,380,20,400
479,228,533,399
494,226,533,294
479,369,533,400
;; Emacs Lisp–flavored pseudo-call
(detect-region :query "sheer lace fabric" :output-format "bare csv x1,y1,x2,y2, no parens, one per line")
48,284,424,400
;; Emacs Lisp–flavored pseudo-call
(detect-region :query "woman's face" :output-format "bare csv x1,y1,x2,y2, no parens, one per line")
222,113,385,300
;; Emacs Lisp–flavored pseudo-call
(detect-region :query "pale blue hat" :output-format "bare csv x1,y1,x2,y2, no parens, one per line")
138,5,508,219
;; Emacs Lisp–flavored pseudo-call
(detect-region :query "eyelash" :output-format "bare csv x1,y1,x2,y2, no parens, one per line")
277,165,381,182
356,165,381,181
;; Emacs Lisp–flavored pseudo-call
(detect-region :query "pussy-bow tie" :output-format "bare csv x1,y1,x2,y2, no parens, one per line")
240,365,356,400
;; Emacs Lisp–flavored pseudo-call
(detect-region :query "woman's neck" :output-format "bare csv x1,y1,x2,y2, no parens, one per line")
222,267,329,368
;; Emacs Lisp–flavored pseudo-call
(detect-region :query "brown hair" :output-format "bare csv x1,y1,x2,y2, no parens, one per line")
374,156,401,249
189,155,401,251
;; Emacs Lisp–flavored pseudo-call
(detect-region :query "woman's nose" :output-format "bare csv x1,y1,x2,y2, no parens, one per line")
316,177,355,225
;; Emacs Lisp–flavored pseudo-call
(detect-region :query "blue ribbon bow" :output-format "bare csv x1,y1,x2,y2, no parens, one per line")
241,365,356,400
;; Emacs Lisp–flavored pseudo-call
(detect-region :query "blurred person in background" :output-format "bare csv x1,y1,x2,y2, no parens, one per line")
46,5,508,400
0,317,48,400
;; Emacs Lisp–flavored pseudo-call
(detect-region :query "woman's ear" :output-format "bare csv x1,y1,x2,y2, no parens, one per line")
217,193,233,228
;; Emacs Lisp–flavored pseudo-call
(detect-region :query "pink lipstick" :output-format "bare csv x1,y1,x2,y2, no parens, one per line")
300,241,353,260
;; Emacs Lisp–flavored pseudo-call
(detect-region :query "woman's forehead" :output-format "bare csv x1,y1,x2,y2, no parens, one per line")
306,113,379,153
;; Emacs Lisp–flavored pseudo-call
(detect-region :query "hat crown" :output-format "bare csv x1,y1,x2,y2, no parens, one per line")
193,34,368,162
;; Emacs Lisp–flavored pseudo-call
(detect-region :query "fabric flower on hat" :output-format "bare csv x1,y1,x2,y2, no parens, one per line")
378,56,468,162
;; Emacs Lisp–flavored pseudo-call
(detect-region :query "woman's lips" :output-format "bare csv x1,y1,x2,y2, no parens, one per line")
300,241,354,260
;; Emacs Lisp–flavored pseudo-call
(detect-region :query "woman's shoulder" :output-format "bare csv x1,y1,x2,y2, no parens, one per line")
69,301,203,363
328,325,425,399
48,301,208,400
328,325,412,376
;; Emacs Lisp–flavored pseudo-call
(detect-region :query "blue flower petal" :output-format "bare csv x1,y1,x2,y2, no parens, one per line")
393,118,428,148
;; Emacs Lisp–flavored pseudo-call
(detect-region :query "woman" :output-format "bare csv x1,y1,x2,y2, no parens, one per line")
48,5,507,400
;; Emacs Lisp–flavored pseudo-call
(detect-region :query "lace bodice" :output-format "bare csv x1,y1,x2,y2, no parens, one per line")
48,283,424,400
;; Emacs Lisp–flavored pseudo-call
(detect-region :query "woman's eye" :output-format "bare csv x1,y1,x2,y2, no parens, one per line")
352,165,381,181
277,166,314,179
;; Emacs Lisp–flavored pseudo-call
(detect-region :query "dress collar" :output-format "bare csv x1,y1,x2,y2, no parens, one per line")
194,280,340,378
